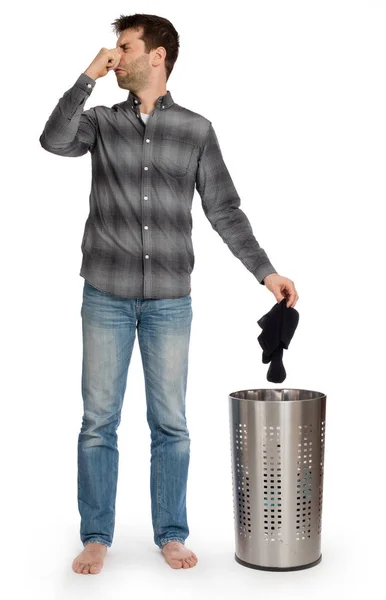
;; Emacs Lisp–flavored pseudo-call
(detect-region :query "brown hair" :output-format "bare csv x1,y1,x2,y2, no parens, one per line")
111,13,180,81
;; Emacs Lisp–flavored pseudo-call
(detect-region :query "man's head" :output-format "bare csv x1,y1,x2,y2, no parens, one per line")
111,13,180,92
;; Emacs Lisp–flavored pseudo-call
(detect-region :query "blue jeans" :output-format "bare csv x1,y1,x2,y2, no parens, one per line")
78,280,193,549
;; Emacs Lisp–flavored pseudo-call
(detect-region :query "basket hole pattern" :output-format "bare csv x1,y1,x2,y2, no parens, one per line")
230,420,326,543
233,423,251,539
318,420,325,534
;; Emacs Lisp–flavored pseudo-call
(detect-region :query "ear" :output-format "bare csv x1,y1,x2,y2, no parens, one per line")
153,46,166,66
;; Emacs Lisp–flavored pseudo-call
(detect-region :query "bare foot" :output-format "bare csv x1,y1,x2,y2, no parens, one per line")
72,542,108,574
161,541,198,569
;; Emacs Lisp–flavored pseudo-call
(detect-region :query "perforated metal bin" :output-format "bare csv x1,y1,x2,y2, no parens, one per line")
228,388,326,571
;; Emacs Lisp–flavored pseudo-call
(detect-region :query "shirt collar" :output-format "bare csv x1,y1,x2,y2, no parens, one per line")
126,89,174,112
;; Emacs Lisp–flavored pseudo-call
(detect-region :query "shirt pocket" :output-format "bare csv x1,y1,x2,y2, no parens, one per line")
158,136,196,178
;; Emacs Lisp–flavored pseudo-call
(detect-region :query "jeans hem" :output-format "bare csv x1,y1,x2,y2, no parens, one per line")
158,537,186,549
83,538,111,548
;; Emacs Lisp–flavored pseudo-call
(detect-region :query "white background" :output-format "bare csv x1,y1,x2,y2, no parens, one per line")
1,0,385,598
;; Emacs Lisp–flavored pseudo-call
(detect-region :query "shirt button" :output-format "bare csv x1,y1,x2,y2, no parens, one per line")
87,83,92,88
144,196,148,200
146,138,150,143
162,105,165,109
144,166,148,170
134,99,138,104
136,114,139,117
145,255,149,259
144,225,148,230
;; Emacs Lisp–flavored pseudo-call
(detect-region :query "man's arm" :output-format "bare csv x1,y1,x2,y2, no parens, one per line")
39,73,98,157
195,122,277,285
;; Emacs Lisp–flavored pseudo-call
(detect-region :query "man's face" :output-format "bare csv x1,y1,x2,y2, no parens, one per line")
114,28,153,91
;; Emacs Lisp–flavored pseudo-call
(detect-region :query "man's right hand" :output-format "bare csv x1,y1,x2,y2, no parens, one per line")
83,47,123,81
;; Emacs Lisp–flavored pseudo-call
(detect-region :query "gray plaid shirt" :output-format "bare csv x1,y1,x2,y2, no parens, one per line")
39,72,277,298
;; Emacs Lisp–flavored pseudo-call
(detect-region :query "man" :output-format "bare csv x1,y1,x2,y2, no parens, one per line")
40,13,299,575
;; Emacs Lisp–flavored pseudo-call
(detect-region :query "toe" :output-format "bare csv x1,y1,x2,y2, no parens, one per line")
90,563,101,574
187,556,196,567
82,563,90,574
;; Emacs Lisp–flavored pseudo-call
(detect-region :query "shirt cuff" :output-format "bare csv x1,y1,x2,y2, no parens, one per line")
74,73,97,93
254,263,278,285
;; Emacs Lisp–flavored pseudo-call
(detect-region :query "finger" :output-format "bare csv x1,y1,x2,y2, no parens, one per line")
289,293,299,308
107,51,121,70
108,56,120,70
288,292,296,307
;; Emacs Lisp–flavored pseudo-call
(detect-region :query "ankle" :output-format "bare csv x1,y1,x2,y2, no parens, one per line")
84,542,107,550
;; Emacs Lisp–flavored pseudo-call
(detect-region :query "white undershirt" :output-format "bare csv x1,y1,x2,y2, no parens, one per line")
141,112,150,124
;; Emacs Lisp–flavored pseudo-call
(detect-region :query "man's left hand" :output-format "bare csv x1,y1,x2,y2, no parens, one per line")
263,274,299,308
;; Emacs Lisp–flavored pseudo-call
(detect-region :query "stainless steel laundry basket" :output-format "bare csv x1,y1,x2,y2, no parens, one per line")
228,388,326,571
